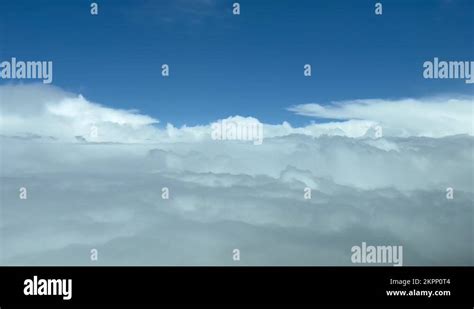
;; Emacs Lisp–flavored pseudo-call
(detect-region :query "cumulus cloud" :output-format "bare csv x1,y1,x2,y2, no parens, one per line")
0,84,161,143
0,84,472,266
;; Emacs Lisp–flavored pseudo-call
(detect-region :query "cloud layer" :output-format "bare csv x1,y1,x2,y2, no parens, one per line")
289,97,474,137
0,84,472,265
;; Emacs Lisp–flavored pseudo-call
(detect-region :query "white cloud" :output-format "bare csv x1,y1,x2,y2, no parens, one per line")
0,84,160,143
47,95,158,128
288,97,474,137
0,84,472,266
0,84,424,143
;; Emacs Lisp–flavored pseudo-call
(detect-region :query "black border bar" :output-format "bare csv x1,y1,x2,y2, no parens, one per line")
0,266,472,306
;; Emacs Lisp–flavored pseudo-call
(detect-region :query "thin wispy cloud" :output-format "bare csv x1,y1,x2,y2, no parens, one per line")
288,97,474,137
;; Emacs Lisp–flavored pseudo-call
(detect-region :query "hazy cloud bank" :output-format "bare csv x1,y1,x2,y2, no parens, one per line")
0,84,472,265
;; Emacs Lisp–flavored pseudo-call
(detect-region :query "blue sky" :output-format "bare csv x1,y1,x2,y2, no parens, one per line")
1,1,473,268
1,0,473,126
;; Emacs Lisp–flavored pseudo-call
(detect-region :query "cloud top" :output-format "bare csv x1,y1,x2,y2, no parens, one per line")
0,84,472,266
2,84,472,145
288,97,473,137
